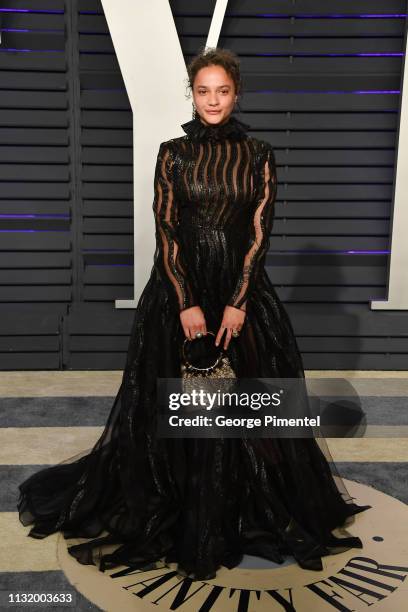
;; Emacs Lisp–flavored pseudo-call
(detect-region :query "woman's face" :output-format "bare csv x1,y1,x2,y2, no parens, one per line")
192,65,237,126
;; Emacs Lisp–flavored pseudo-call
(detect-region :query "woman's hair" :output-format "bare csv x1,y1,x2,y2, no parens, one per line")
186,46,243,98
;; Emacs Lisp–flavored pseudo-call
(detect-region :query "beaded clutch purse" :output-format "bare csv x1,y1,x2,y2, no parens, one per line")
180,331,236,396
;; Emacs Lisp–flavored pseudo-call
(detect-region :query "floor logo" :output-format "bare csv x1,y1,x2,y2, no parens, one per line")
59,480,408,611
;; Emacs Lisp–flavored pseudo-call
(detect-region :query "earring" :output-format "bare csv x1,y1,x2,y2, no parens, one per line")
192,103,197,119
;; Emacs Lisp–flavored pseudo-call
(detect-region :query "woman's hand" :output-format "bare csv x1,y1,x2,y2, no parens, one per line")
180,305,207,340
215,305,246,350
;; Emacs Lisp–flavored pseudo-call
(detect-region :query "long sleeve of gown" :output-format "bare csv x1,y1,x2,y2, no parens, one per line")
152,141,198,312
226,143,278,311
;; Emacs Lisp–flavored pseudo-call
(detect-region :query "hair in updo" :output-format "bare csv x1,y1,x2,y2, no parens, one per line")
185,46,243,99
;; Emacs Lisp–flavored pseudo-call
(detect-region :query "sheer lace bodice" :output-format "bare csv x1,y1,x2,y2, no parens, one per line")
152,115,277,312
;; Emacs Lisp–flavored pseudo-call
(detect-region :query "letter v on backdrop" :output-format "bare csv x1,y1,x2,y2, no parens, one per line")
101,0,406,310
371,18,408,311
100,0,229,308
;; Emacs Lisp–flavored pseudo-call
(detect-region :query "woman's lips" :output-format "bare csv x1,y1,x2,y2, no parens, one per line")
207,111,220,114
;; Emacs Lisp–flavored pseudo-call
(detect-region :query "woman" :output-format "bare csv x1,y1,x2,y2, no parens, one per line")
17,47,371,581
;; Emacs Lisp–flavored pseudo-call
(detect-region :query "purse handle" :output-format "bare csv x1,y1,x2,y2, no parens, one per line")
182,331,224,373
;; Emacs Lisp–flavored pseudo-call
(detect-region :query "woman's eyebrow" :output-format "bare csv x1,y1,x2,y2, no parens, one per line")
197,84,231,89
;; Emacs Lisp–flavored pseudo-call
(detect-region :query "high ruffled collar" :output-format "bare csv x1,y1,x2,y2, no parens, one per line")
181,114,251,142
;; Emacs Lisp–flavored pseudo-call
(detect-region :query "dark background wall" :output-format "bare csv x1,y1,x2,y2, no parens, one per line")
0,0,407,370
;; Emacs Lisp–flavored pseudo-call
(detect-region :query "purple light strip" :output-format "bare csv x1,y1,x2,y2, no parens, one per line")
281,249,390,254
1,28,30,32
257,52,404,58
342,53,403,57
0,49,402,58
0,48,64,52
1,27,64,37
0,27,64,33
256,88,400,94
0,229,69,232
257,13,407,18
0,8,64,14
1,27,63,31
0,214,70,219
346,249,389,254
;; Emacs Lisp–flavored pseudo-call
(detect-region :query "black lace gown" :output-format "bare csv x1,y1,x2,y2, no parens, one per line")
17,115,371,581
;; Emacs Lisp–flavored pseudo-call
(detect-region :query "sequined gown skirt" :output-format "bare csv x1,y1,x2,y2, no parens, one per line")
17,219,371,581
